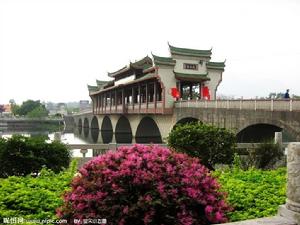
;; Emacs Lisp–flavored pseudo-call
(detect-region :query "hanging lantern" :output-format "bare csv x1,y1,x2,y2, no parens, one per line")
171,88,180,98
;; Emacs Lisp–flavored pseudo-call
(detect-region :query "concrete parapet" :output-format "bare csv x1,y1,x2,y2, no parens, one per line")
279,142,300,224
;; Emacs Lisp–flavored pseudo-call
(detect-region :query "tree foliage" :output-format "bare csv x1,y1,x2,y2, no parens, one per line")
0,135,70,178
168,122,236,170
13,100,48,118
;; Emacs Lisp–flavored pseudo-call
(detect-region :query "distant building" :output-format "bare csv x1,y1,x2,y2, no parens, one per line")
79,100,91,111
47,102,68,116
3,104,11,113
88,44,225,115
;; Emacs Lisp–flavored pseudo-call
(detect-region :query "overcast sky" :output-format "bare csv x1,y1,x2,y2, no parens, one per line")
1,0,300,104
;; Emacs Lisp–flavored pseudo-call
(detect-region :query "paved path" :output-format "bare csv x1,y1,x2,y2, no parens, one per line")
217,216,296,225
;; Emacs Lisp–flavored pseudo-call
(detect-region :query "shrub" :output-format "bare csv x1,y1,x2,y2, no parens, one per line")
168,122,236,170
236,142,284,169
0,160,77,224
57,145,231,225
0,135,70,178
214,167,286,221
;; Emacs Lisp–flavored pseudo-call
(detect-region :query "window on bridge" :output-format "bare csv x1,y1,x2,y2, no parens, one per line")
178,81,201,100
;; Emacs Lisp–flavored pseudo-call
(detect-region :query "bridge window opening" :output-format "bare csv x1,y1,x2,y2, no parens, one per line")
156,83,162,101
148,83,154,102
179,81,201,100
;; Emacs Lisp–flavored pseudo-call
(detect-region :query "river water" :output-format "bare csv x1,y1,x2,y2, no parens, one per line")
0,128,103,157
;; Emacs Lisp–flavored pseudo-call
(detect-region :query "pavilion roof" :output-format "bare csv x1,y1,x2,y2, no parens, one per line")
207,61,226,71
87,85,99,93
169,43,212,58
174,71,210,82
90,73,157,96
152,53,176,66
108,56,153,78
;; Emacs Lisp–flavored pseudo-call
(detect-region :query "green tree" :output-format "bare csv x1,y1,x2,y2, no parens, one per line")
27,105,48,118
13,100,49,118
168,122,236,170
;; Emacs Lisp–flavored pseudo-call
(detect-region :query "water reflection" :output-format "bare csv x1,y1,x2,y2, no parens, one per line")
101,130,113,144
91,128,99,143
78,125,82,135
83,126,89,138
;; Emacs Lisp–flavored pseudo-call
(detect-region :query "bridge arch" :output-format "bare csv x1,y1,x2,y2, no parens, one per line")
135,116,162,143
115,116,132,143
101,116,113,144
83,118,89,138
176,117,199,125
237,123,282,143
172,117,199,130
90,116,99,143
78,118,83,134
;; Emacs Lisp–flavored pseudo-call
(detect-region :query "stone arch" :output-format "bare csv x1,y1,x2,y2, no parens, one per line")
115,116,132,143
172,117,199,130
83,118,89,138
78,118,83,134
101,116,113,144
90,116,99,143
237,123,282,143
176,117,199,125
83,118,89,128
135,117,162,143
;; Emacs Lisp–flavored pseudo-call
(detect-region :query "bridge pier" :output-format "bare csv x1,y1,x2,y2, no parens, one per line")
279,143,300,224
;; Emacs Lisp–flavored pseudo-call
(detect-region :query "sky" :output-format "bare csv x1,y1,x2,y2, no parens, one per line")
0,0,300,104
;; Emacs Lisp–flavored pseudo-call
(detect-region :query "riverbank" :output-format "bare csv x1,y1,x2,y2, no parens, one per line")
0,118,63,131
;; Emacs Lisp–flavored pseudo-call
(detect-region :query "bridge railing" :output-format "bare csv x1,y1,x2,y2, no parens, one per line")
175,99,300,111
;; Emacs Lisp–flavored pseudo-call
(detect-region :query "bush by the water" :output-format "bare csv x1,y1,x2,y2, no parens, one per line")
236,142,284,169
0,135,70,178
57,145,231,225
214,167,286,221
0,160,77,223
168,122,236,170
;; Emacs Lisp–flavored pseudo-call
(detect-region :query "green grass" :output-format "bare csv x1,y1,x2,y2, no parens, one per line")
0,160,77,224
214,167,286,222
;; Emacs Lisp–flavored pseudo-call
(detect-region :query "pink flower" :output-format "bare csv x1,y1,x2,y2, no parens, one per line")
122,206,129,214
205,205,213,214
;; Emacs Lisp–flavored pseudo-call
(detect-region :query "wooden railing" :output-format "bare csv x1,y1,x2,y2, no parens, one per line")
175,99,300,112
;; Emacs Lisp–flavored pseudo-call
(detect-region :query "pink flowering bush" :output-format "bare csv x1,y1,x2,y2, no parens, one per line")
57,145,231,225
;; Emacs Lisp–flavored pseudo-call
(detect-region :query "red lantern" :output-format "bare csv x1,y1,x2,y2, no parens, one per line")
202,86,210,100
171,88,180,98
